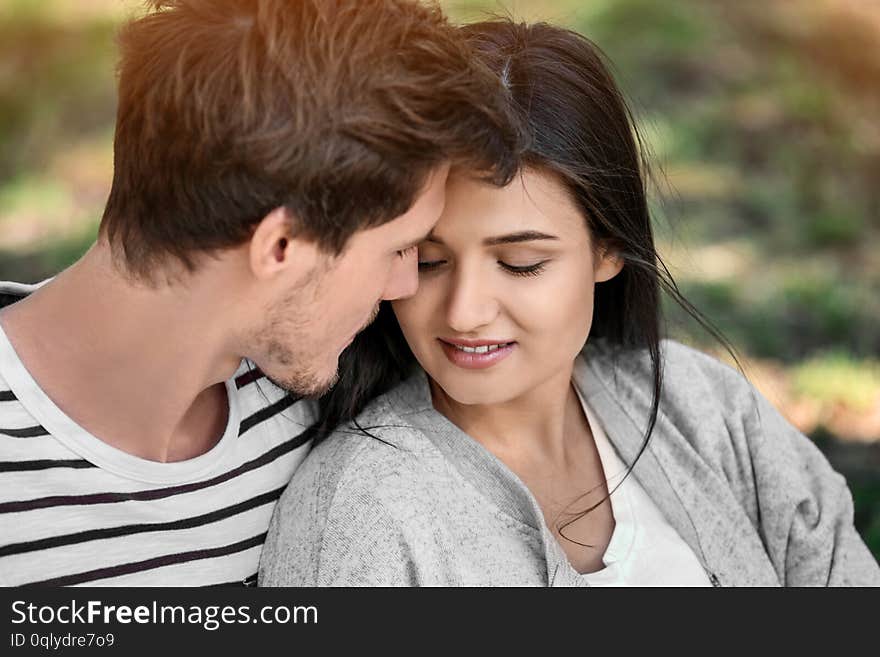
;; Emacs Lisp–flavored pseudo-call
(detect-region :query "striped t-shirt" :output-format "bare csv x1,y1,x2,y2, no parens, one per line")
0,281,314,586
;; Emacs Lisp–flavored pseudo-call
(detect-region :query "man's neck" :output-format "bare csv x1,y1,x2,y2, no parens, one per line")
0,244,242,462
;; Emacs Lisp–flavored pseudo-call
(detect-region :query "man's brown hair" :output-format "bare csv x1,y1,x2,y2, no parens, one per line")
100,0,522,279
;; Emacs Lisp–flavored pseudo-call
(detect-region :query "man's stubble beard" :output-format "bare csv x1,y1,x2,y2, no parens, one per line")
254,274,381,400
253,276,340,398
263,301,382,399
262,336,339,399
360,301,381,335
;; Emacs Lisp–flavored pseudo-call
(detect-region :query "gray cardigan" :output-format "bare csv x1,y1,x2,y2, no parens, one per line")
259,340,880,586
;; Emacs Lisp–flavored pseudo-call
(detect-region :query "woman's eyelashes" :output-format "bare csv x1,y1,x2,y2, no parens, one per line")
416,259,444,272
417,258,549,277
499,260,548,277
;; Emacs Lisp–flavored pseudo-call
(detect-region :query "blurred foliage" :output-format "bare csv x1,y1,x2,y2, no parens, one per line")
792,353,880,412
0,0,878,559
0,3,119,180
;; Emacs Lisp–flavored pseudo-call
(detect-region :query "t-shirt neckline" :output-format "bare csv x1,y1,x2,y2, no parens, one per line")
572,370,637,581
0,320,241,485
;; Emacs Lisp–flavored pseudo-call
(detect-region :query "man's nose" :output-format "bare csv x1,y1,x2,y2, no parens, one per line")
382,250,420,301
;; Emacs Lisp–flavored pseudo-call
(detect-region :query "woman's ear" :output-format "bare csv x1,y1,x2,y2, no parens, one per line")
594,245,624,283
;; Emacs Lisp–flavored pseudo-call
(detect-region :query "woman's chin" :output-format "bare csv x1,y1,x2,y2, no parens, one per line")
430,376,518,408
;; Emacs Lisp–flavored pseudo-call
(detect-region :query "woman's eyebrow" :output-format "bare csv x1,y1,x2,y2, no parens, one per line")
424,230,559,246
483,231,559,246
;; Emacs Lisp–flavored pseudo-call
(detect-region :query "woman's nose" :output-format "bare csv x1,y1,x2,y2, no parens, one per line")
444,268,499,334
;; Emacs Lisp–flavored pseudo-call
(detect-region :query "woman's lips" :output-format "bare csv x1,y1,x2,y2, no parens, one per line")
438,339,516,370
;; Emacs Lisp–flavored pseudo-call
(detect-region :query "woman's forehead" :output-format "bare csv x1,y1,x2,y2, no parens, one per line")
437,168,586,241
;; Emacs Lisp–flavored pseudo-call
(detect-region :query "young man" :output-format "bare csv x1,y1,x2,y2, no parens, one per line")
0,0,519,586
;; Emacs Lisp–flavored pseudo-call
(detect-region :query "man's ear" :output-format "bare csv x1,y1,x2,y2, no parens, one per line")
248,206,319,281
594,245,624,283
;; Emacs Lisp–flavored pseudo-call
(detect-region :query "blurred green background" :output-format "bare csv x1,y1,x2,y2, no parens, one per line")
1,0,878,560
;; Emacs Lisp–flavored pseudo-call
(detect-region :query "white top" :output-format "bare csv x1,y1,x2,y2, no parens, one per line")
574,362,711,586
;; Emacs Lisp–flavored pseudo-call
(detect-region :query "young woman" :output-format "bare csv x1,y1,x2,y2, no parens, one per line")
260,20,880,586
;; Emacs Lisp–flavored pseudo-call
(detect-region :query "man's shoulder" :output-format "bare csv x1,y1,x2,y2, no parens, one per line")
0,342,48,441
0,280,44,310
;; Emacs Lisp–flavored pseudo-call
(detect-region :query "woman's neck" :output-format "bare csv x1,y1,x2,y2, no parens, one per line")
429,364,586,470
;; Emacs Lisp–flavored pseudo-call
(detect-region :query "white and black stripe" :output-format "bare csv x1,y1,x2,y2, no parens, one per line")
0,351,315,586
0,425,51,438
0,431,310,514
0,280,315,586
26,533,268,587
0,458,95,472
239,394,299,436
1,486,287,559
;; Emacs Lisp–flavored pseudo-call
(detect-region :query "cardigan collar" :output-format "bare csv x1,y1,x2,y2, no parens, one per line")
383,340,717,584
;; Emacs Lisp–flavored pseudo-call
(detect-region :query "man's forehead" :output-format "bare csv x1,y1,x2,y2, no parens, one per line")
395,194,446,240
398,215,438,248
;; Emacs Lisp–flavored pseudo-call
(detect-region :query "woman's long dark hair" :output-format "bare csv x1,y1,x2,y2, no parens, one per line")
311,19,736,539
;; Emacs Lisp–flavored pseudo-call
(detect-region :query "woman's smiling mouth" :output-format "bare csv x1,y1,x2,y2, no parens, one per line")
438,338,517,369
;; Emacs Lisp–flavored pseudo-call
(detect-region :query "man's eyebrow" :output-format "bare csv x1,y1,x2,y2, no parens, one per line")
425,230,559,246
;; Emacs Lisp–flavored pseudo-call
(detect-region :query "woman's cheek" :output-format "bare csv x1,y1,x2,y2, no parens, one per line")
394,296,433,347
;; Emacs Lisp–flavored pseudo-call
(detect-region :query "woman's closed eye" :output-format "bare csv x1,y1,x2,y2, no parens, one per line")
417,259,549,277
499,260,548,277
417,258,446,272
